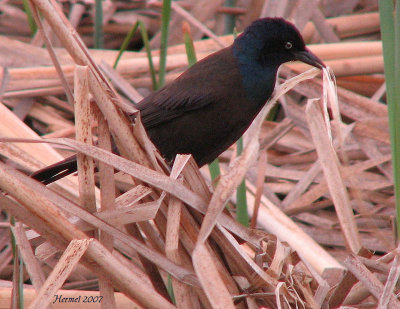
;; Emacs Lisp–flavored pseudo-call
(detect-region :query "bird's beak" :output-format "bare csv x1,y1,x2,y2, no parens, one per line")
293,48,325,69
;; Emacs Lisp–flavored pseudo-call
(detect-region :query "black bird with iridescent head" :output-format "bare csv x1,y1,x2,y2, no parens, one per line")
32,18,325,184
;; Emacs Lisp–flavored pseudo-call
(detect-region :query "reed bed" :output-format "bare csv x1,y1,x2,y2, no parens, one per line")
0,0,397,308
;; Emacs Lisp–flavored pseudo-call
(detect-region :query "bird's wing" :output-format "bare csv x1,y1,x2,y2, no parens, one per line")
136,90,211,129
135,46,242,129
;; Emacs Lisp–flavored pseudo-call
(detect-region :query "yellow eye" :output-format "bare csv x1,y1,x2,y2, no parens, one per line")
285,41,293,50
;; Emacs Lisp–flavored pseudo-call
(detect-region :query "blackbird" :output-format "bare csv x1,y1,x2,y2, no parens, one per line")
32,17,325,184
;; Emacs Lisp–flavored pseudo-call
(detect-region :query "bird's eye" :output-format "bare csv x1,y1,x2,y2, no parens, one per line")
284,41,293,50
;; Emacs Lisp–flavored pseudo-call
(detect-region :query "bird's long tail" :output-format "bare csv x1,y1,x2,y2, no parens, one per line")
31,155,78,185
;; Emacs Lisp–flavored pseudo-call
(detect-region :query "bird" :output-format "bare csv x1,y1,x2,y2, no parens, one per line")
32,17,325,184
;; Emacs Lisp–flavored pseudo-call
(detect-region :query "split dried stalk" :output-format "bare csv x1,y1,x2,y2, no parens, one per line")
74,65,96,213
29,239,90,309
306,99,361,253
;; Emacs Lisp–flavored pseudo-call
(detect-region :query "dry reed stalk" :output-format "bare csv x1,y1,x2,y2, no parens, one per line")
0,102,64,167
28,239,91,309
10,223,46,294
98,61,143,105
288,54,383,76
192,139,260,307
250,150,268,228
0,102,82,202
165,156,198,308
171,1,228,48
94,107,118,309
28,0,74,105
308,41,382,59
378,250,400,308
74,65,96,213
75,67,117,307
306,99,361,252
344,254,400,308
302,11,380,41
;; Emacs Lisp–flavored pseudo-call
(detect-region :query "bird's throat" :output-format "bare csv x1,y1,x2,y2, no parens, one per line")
237,62,278,103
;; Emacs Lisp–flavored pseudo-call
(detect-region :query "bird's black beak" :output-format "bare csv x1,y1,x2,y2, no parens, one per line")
293,48,325,69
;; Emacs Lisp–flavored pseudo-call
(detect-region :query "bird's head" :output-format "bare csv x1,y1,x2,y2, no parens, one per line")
233,18,325,69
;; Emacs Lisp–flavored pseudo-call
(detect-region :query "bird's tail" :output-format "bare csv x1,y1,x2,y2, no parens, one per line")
31,155,78,185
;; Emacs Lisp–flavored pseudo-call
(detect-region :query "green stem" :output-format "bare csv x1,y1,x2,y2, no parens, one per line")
158,0,172,89
22,0,37,35
379,0,400,239
94,0,104,48
113,22,139,69
139,21,158,91
236,137,248,226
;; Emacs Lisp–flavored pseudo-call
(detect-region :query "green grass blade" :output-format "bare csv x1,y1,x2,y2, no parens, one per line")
10,216,24,308
167,274,176,304
235,20,247,226
208,159,221,185
114,21,157,91
379,0,400,238
139,21,158,90
224,0,236,34
393,0,400,239
236,179,248,226
379,1,394,96
113,22,140,69
158,0,172,89
236,137,248,226
22,0,37,35
94,0,104,49
183,22,197,66
19,256,24,309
